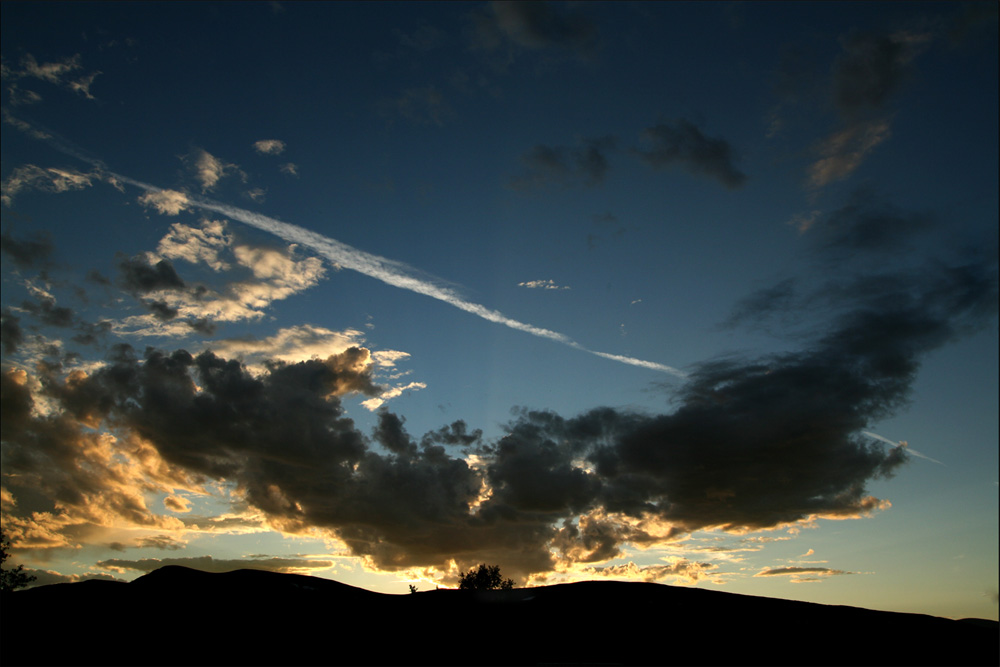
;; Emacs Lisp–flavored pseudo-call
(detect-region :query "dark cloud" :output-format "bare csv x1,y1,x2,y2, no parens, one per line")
71,320,112,347
3,197,995,582
723,278,799,330
381,86,453,126
805,28,930,188
20,296,74,328
636,120,746,189
511,137,616,189
814,190,932,255
1,309,23,354
186,317,216,335
86,269,111,286
472,1,598,58
118,256,185,293
948,2,999,45
833,30,921,115
1,229,54,268
147,300,179,321
136,534,185,550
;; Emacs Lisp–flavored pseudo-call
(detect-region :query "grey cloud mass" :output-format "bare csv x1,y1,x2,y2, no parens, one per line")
511,137,616,189
118,256,186,293
636,120,746,189
3,207,997,576
1,229,54,268
833,30,925,116
472,1,598,58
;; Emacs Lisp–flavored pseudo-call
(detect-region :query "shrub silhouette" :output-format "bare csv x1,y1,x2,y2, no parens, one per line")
0,529,35,593
458,564,515,591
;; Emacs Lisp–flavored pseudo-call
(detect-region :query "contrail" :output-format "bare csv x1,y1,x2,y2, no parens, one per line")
16,117,685,377
862,431,944,465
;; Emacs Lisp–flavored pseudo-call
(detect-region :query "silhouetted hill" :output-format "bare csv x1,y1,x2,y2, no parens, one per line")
2,566,996,666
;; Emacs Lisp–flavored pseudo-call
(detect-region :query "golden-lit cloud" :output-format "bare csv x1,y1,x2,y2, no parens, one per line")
138,189,190,216
184,148,244,192
96,555,334,575
253,139,286,155
808,119,890,188
154,219,232,271
1,164,98,206
755,566,856,583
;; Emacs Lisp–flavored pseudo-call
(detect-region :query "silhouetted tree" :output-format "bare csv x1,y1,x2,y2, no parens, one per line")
458,564,515,591
0,529,35,592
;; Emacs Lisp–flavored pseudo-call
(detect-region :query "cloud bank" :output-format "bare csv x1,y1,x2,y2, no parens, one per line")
4,194,992,583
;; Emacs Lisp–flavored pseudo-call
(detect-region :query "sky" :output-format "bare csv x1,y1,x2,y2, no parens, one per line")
1,1,997,621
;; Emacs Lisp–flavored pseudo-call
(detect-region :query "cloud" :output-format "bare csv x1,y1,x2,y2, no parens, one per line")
805,28,931,189
154,219,232,271
382,86,453,126
164,495,192,513
807,119,890,188
361,381,428,412
21,569,124,588
279,163,298,176
184,148,243,192
1,229,54,268
109,169,682,375
209,324,367,366
832,30,929,116
3,207,993,580
636,120,746,189
138,189,190,216
755,566,855,582
1,164,98,206
18,53,81,84
253,140,286,155
18,294,75,328
118,256,186,293
472,1,598,58
111,223,329,336
810,189,932,253
1,309,24,354
510,137,616,189
582,559,719,585
96,555,333,575
518,279,570,290
5,53,101,101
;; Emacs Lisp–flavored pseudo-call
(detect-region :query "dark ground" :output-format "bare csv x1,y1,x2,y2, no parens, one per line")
2,566,997,666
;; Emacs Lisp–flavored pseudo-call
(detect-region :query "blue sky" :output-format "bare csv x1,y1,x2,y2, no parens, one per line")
1,2,997,620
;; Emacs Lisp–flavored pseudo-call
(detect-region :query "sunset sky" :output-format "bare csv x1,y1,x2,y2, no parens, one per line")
1,2,997,621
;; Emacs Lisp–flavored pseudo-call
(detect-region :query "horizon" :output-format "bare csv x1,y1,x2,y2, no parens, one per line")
1,1,997,623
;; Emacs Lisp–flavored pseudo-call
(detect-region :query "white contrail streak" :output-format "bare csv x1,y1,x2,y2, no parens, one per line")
14,118,685,376
862,431,944,465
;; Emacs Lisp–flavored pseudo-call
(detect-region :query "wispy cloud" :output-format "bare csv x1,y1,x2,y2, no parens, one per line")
381,85,453,126
4,53,101,101
755,566,855,582
109,165,683,374
510,137,616,189
519,279,570,290
1,164,99,206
